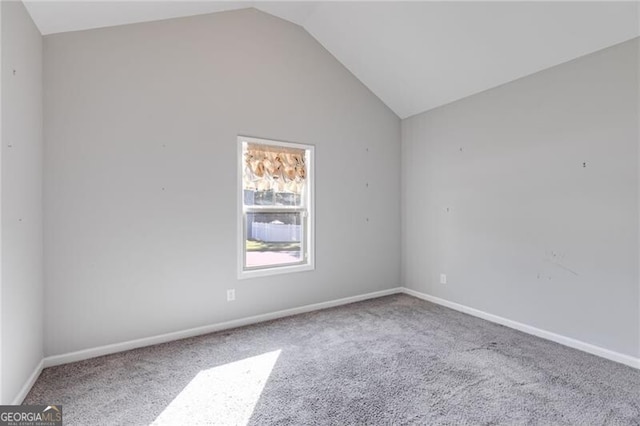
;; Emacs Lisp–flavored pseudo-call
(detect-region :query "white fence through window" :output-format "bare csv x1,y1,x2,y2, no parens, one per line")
250,222,301,242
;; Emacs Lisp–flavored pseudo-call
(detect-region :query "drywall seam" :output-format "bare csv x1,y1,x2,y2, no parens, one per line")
43,288,403,368
403,288,640,370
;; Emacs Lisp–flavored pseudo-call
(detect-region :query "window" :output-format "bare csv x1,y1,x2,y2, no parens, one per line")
238,136,314,278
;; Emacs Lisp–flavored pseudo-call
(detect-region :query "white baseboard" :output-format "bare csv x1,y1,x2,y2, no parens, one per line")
43,287,403,368
402,287,640,370
23,285,636,403
11,359,44,405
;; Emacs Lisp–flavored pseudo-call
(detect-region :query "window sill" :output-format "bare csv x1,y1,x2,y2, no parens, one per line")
237,262,315,280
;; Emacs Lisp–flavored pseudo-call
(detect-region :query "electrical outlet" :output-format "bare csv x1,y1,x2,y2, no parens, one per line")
440,274,447,284
227,289,236,302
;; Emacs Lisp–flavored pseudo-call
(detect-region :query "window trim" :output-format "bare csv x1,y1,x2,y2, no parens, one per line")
237,135,315,279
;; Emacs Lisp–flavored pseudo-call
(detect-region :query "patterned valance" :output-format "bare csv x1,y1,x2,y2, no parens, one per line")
243,143,307,194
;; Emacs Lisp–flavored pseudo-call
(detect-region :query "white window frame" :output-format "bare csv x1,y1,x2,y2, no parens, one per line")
237,136,315,279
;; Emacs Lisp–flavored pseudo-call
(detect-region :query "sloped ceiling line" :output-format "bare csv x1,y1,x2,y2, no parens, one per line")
24,1,640,118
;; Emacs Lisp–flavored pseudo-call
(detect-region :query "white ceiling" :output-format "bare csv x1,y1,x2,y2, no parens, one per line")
23,1,640,118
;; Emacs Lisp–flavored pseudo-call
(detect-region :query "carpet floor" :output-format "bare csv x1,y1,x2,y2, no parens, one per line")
25,294,640,425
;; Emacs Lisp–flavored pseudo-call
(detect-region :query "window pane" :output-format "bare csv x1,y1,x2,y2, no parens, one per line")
245,212,303,268
238,136,313,278
243,189,302,207
242,141,305,207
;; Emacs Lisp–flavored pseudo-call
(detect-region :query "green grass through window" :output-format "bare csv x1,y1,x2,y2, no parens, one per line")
246,240,301,252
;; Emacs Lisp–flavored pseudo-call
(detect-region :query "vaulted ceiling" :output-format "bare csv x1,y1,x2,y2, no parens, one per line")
23,1,640,118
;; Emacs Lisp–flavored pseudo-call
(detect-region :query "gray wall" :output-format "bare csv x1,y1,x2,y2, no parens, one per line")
44,9,401,357
402,39,639,357
1,0,44,404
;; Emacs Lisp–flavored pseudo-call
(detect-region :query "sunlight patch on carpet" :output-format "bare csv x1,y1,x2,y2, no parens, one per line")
152,350,281,425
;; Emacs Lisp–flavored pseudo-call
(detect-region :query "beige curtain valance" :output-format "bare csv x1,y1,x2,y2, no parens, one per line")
243,143,307,194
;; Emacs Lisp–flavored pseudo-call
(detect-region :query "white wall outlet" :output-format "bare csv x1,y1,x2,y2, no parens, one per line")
440,274,447,284
227,289,236,302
